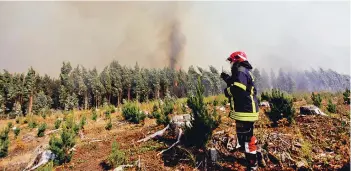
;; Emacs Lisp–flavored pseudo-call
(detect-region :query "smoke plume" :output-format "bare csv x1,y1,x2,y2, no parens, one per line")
0,1,349,76
162,19,186,70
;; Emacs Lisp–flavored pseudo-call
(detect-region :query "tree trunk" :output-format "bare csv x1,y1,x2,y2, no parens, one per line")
108,94,111,105
127,87,131,101
84,92,88,110
28,93,33,115
2,104,5,115
116,93,120,106
95,95,98,109
165,86,169,97
156,88,160,100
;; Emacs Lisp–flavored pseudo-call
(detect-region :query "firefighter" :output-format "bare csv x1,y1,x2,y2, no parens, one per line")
220,51,261,171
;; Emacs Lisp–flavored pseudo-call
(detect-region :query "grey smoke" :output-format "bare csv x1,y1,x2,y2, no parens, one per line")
0,1,349,77
166,19,186,70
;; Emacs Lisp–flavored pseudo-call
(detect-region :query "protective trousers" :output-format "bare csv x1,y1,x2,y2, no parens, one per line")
236,121,258,171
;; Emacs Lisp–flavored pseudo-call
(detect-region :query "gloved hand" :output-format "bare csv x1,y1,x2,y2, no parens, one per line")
220,72,229,79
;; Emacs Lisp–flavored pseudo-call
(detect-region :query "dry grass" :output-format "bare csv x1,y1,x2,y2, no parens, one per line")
0,93,349,171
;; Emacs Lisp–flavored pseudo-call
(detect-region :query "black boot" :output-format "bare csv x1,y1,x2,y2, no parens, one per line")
245,153,258,171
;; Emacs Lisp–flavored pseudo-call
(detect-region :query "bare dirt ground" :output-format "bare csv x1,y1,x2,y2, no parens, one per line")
0,96,350,171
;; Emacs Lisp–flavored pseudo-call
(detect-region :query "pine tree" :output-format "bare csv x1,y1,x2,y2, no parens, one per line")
72,66,88,109
0,72,5,114
260,68,271,91
311,92,322,107
81,67,92,109
132,63,141,101
121,66,132,101
0,127,9,158
187,66,200,96
185,77,220,148
24,67,37,115
1,70,14,116
209,66,221,95
327,99,336,113
100,66,112,104
160,68,171,98
253,68,262,93
49,126,76,165
90,68,105,108
149,69,161,100
109,61,123,106
343,89,350,104
267,89,295,126
59,62,73,110
140,69,150,102
286,73,296,93
270,69,277,89
32,91,51,115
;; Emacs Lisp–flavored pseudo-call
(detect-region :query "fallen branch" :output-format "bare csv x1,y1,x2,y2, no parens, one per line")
157,128,183,156
214,130,225,135
137,124,170,143
69,145,77,152
278,137,290,146
45,129,61,135
24,148,55,171
79,130,85,139
195,161,203,170
113,165,134,171
89,139,103,144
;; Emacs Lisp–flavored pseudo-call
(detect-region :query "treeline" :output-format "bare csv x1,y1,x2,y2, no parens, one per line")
0,61,224,116
0,60,349,116
253,68,350,93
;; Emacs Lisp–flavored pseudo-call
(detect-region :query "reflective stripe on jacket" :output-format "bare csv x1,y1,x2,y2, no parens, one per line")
225,64,259,122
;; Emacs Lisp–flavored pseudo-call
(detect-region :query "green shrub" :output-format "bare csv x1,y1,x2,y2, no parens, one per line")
327,99,337,113
92,109,97,121
79,116,86,129
13,127,20,138
23,119,28,124
152,102,170,126
261,91,272,102
311,92,322,107
37,123,47,137
28,120,38,129
156,112,170,126
163,98,175,115
150,104,159,119
36,161,53,171
181,103,187,113
343,89,350,104
49,126,76,165
213,99,219,106
15,117,20,124
267,89,295,126
105,118,112,130
63,114,80,135
7,122,13,129
122,103,146,124
54,119,62,129
41,113,46,119
221,99,228,106
107,141,126,168
184,77,220,148
73,123,80,135
110,105,116,113
0,127,10,158
105,111,111,119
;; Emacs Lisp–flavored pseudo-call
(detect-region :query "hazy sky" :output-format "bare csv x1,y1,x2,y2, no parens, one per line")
0,1,349,77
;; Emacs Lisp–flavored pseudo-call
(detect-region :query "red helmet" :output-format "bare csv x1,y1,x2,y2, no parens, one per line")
227,51,247,63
